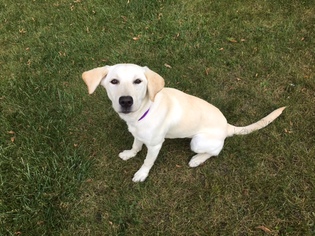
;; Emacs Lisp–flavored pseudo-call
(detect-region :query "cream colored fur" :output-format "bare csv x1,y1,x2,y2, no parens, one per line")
82,63,285,182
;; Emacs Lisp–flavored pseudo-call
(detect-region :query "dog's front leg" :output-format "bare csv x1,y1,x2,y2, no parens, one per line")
119,138,143,161
132,143,163,182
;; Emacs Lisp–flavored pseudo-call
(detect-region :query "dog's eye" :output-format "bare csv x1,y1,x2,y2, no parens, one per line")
134,79,142,84
110,79,119,85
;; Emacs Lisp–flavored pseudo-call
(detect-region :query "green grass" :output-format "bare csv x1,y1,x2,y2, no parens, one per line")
1,0,314,235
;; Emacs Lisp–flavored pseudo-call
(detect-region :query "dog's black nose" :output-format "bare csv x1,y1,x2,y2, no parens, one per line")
119,96,133,109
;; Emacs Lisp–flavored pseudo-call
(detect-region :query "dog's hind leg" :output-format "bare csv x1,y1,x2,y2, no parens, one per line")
119,138,143,161
189,153,212,167
189,134,224,167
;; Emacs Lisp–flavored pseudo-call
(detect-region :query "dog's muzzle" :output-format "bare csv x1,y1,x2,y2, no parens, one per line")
119,96,133,113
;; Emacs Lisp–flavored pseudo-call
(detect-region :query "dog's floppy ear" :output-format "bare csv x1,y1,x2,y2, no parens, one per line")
82,66,109,94
144,67,165,101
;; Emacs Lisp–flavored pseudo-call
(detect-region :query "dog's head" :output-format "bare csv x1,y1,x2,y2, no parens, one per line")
82,64,165,114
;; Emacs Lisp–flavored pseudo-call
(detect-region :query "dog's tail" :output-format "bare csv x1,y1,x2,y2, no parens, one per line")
227,107,286,137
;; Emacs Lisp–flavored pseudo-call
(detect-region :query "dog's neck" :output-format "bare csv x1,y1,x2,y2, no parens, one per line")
138,108,150,121
136,96,152,122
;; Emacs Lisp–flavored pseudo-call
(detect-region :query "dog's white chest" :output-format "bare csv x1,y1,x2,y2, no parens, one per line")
127,125,136,134
127,122,163,145
127,124,147,140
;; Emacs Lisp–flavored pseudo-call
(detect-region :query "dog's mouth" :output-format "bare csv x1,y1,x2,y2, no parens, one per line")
119,107,133,114
120,110,131,114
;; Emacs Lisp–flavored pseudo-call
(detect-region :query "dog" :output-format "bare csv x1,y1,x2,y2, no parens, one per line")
82,63,285,182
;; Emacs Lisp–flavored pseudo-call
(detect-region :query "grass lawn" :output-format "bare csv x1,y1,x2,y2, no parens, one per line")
1,0,314,235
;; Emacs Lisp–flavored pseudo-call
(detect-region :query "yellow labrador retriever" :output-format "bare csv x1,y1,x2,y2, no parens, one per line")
82,63,285,182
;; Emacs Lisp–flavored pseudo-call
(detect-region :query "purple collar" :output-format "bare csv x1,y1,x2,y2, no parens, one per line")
138,108,150,121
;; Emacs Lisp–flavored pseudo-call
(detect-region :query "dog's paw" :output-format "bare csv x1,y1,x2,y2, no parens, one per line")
189,159,201,168
132,168,149,182
189,154,210,167
119,150,137,161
